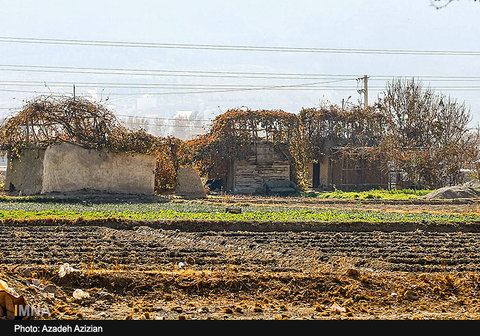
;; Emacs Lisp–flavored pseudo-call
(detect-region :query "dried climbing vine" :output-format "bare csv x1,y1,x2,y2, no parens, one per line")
299,104,387,161
189,108,307,188
190,106,388,189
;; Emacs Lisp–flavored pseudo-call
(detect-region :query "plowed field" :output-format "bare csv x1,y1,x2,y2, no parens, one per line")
3,209,480,320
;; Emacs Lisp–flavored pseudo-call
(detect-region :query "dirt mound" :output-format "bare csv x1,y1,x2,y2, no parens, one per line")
423,184,480,200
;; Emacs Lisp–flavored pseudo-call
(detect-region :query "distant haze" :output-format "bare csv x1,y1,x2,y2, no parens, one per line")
0,0,479,139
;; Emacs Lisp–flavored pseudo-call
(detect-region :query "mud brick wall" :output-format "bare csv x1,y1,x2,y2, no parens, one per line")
175,167,206,198
41,143,156,195
5,148,46,195
6,143,156,195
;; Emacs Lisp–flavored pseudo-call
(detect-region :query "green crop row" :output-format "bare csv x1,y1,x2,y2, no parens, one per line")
301,188,432,199
0,207,478,223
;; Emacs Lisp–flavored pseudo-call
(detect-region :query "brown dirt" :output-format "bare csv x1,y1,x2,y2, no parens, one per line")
3,215,480,320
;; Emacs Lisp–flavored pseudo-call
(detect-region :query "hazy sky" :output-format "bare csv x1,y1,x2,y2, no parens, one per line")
1,0,480,137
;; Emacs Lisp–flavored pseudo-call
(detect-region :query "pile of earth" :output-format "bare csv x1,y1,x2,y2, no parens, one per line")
423,180,480,200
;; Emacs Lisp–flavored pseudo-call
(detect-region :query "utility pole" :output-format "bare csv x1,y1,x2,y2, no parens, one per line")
363,75,368,108
356,75,369,108
73,84,76,101
25,115,29,146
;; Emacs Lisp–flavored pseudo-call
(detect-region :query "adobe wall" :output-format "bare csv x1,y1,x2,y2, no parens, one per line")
5,148,46,195
175,167,206,198
41,143,156,195
319,156,330,186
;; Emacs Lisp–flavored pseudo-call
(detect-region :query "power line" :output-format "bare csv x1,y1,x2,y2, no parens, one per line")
0,67,353,80
123,122,208,129
1,36,480,56
0,107,213,127
3,74,480,97
3,85,480,92
0,78,354,88
1,64,480,81
0,64,360,79
0,87,388,97
4,78,480,89
3,86,480,98
0,80,370,96
116,114,212,122
0,109,213,123
4,78,480,91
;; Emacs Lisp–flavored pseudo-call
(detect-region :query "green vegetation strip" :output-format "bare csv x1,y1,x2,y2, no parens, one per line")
0,206,478,223
300,189,432,200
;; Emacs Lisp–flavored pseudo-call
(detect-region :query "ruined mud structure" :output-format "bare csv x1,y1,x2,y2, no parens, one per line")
0,96,159,196
191,108,389,194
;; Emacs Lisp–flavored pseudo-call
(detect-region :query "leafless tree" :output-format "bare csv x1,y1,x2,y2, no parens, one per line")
379,78,479,188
